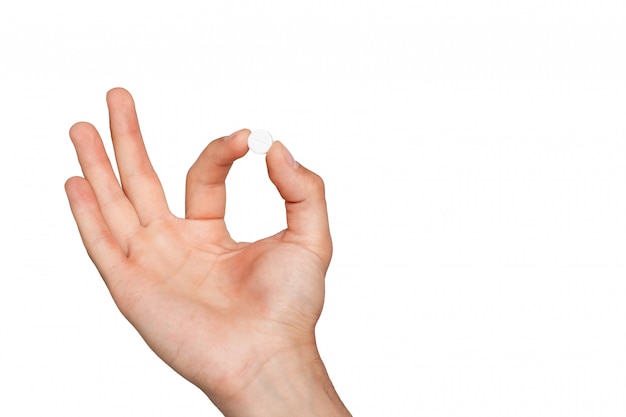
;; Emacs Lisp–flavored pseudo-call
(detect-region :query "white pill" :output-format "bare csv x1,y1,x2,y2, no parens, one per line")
248,129,273,154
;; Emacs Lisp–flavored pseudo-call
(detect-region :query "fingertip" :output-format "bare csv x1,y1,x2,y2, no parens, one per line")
216,128,250,163
106,88,137,121
223,128,252,159
227,128,251,141
65,175,82,190
266,141,329,217
64,176,91,199
69,121,96,141
106,87,132,103
266,140,298,173
64,176,91,211
267,141,326,203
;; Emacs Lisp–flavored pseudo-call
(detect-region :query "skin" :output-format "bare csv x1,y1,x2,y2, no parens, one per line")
65,88,351,416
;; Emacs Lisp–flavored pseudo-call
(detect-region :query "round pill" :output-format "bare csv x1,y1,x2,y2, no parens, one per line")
248,129,274,154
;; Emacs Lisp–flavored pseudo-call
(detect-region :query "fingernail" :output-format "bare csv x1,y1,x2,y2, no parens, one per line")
283,145,299,169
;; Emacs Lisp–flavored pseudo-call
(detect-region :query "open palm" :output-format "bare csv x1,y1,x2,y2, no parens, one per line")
65,89,332,404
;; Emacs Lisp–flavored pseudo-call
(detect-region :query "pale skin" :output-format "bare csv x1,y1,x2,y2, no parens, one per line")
65,88,352,417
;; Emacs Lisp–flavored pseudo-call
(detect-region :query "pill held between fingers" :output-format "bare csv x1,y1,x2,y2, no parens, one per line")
248,129,274,154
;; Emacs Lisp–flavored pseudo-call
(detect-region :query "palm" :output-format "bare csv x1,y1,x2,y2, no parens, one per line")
65,89,331,399
120,219,325,392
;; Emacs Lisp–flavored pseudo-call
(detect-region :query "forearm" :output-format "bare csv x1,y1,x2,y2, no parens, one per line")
211,345,352,417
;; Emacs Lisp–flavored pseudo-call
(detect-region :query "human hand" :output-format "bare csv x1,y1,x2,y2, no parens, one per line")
65,88,350,416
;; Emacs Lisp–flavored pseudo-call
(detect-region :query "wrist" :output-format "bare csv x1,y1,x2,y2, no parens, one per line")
212,343,351,417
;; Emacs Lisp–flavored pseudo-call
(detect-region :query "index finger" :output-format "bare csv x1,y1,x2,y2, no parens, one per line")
185,129,250,220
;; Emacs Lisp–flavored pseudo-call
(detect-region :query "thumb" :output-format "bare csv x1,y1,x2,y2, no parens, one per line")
266,141,332,264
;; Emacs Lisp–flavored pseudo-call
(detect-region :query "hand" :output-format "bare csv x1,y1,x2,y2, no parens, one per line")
65,88,350,416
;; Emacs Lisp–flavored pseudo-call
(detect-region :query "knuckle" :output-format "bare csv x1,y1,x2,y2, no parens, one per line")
308,172,326,194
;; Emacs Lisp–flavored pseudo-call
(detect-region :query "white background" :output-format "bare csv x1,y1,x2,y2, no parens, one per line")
1,1,625,416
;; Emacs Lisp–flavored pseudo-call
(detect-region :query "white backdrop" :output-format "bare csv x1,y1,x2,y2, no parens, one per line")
1,1,625,416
